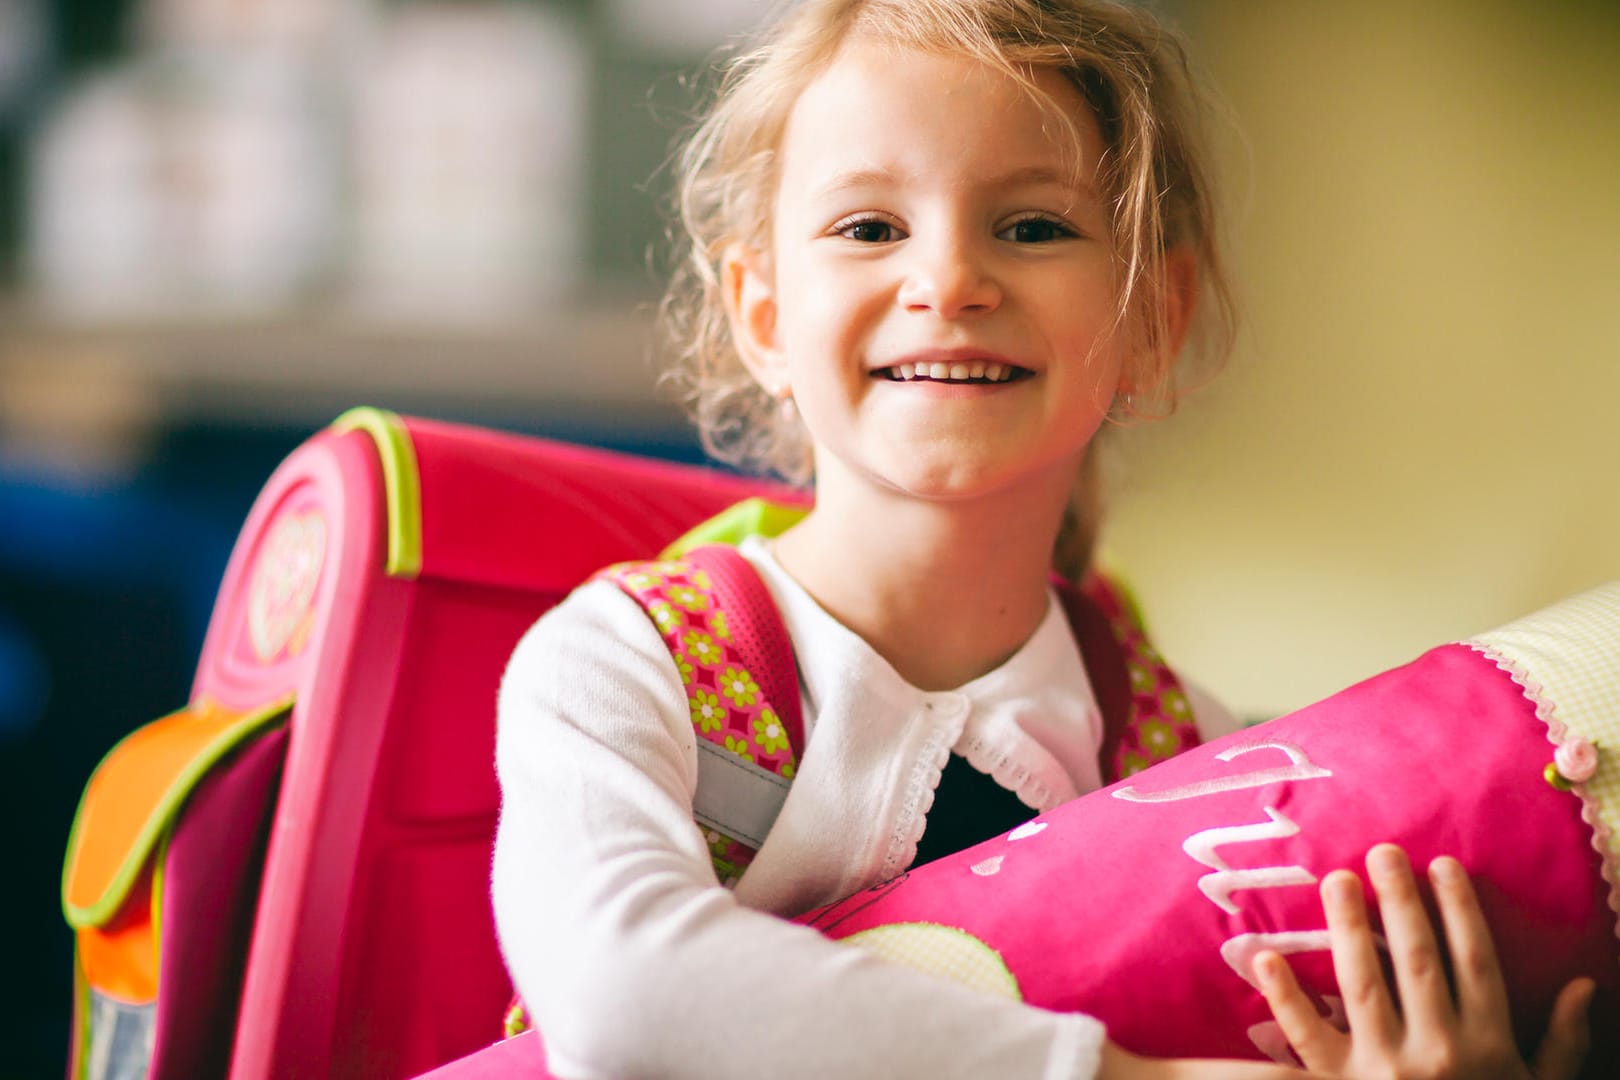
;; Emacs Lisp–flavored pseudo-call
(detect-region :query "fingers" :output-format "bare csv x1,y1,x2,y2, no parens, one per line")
1323,863,1402,1046
1254,948,1345,1071
1427,854,1509,1025
1367,845,1453,1034
1531,977,1595,1080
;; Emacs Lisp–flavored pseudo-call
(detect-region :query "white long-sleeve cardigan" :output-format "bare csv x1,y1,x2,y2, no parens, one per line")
492,538,1228,1080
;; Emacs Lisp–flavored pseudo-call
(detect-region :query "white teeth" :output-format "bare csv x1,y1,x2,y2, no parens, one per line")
885,359,1021,382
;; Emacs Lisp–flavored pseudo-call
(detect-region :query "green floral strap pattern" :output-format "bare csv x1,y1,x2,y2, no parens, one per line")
601,555,802,885
1081,574,1200,779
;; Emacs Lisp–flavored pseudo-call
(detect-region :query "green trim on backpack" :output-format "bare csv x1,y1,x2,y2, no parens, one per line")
71,954,90,1080
330,406,423,579
660,496,808,559
62,696,293,929
150,829,171,957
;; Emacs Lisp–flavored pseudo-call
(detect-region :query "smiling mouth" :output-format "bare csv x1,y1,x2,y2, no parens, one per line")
876,361,1032,384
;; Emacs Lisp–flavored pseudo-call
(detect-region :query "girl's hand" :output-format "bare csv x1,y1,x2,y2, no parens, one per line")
1255,843,1595,1079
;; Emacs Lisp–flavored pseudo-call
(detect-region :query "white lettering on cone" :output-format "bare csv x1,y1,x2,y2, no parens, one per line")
1114,737,1350,1061
1220,931,1337,994
1183,807,1318,914
1111,741,1332,804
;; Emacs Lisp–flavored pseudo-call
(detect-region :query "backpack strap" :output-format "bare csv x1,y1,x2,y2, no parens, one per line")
1067,572,1201,782
503,547,806,1044
1052,578,1134,777
598,544,803,886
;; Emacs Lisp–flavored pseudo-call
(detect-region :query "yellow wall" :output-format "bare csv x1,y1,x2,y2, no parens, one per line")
1106,1,1620,719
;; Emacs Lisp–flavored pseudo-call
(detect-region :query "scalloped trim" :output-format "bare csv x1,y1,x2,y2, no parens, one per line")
888,721,1073,877
1463,641,1620,954
885,722,957,879
957,733,1059,812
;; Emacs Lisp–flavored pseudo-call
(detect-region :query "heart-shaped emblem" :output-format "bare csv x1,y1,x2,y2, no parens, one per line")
247,511,328,663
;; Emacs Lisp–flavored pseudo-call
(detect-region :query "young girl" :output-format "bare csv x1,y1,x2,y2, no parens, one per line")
491,2,1592,1077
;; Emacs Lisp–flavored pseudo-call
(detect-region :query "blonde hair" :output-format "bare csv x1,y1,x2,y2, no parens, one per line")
661,0,1235,577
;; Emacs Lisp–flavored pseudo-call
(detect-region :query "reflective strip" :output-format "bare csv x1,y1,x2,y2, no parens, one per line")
692,741,791,849
85,990,154,1080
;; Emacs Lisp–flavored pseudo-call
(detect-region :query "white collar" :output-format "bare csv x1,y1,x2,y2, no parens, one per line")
738,535,1105,810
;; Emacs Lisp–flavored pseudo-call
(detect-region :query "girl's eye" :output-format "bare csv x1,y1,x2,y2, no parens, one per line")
834,217,904,243
999,216,1075,243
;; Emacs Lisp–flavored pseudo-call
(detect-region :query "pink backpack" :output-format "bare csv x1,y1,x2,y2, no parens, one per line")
61,410,803,1079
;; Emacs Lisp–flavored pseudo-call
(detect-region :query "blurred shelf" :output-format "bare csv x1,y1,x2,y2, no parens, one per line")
0,297,680,429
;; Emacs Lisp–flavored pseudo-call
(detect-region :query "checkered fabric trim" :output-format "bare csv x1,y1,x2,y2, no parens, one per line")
840,923,1022,1001
1465,582,1620,934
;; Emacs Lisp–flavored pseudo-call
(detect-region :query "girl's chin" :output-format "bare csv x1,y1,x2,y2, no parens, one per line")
861,461,1070,508
810,433,1088,508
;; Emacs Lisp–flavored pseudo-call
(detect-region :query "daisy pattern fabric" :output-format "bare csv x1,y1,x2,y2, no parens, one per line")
1081,576,1199,778
600,558,798,883
802,584,1620,1067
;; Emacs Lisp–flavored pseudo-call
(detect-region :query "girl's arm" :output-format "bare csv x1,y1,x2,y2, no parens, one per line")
1256,844,1594,1080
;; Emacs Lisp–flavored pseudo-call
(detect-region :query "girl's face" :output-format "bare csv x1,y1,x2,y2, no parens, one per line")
727,40,1126,507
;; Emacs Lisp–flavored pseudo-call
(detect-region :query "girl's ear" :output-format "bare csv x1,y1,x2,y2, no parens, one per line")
721,242,790,398
1118,246,1199,398
1162,245,1199,361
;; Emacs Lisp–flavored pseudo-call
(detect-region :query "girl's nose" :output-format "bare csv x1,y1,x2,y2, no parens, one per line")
897,236,1001,318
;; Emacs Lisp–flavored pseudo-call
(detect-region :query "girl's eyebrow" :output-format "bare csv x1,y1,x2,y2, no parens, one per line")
811,164,1097,201
985,165,1095,198
810,167,899,198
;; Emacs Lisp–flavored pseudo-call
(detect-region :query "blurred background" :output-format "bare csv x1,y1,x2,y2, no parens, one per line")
0,0,1615,1073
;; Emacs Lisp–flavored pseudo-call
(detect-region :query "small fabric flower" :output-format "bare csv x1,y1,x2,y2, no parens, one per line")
623,570,664,591
1555,737,1599,784
682,630,723,665
710,609,732,641
649,600,683,635
1138,719,1182,759
673,651,696,686
690,690,726,734
705,829,734,859
667,584,710,613
720,666,760,708
753,708,789,755
503,1002,529,1038
723,734,755,762
1118,750,1151,777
